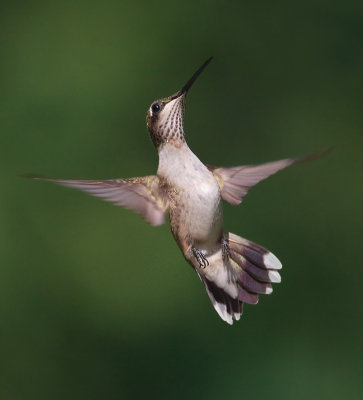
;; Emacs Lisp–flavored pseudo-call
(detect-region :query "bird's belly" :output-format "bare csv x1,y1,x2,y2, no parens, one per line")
176,180,223,246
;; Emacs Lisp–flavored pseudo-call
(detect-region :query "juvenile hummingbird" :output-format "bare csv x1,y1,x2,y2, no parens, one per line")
29,57,326,324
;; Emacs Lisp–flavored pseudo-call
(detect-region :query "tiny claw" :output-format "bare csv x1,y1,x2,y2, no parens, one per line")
192,247,209,269
222,237,231,261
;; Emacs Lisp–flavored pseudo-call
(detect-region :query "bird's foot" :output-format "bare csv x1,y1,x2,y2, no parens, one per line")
221,237,231,261
192,247,209,269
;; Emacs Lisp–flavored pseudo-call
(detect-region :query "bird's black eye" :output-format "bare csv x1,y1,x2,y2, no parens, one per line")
151,103,161,113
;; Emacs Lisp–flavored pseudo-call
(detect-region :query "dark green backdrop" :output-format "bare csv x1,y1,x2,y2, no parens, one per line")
1,1,362,399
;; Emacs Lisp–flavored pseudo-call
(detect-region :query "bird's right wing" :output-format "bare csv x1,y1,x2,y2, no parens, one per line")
207,149,329,205
27,175,168,226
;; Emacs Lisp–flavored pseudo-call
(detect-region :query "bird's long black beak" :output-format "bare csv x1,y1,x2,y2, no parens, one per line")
171,57,213,100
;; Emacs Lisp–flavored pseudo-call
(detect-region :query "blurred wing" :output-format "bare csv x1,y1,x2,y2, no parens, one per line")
29,175,168,226
208,149,329,205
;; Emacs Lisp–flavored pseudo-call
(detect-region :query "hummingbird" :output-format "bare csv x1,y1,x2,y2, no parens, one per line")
28,57,326,324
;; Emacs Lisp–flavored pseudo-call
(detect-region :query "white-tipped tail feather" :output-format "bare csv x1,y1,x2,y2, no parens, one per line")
197,232,282,324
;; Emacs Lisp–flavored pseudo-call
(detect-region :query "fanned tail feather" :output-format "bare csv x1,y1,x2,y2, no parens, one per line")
198,232,282,324
198,276,243,324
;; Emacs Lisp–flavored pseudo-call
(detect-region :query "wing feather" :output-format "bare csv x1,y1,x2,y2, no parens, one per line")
208,149,328,205
28,175,168,226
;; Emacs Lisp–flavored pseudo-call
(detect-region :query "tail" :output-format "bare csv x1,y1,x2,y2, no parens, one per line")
197,232,282,325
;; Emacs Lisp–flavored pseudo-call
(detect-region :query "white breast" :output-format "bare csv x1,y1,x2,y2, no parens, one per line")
158,143,223,246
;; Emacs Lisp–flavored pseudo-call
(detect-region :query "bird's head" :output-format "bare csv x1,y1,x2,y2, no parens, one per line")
146,57,212,149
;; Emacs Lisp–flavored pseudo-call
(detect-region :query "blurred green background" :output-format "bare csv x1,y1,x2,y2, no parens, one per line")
1,1,362,399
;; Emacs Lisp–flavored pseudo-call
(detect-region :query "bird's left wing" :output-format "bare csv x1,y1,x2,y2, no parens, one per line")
28,175,168,226
207,149,328,205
